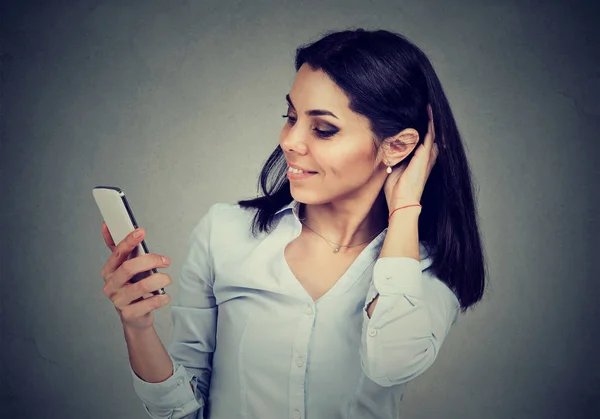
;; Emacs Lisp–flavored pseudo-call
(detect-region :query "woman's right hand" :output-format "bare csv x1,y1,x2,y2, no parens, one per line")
100,223,172,330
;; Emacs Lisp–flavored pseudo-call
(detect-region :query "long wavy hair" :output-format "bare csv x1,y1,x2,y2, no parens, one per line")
238,29,487,311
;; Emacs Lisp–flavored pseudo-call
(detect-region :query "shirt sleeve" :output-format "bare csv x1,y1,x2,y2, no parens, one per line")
131,204,220,418
360,256,460,387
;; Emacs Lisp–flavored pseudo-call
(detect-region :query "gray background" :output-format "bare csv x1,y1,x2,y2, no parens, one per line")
1,0,598,418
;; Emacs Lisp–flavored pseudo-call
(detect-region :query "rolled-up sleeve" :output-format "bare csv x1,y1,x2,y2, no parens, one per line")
132,204,220,418
131,362,203,418
360,256,460,387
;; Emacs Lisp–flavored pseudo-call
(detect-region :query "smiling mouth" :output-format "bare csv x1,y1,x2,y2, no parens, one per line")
288,167,317,174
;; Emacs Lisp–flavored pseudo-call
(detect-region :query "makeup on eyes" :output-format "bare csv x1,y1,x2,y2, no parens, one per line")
313,122,338,138
282,113,339,138
282,100,340,138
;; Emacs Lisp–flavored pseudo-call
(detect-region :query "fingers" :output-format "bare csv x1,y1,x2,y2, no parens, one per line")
103,253,171,296
101,222,116,251
110,272,173,309
99,226,172,329
423,104,436,150
119,293,171,324
428,143,439,173
101,228,146,281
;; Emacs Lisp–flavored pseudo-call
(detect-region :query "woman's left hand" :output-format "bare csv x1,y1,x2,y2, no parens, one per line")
383,104,439,210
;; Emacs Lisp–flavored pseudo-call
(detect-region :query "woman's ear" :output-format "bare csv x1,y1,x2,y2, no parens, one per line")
383,128,420,166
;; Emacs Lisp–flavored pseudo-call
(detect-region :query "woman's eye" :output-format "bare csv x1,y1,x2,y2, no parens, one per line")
313,128,338,139
282,110,338,139
282,114,297,124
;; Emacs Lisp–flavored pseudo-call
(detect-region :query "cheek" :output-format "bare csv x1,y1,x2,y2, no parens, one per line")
327,146,376,179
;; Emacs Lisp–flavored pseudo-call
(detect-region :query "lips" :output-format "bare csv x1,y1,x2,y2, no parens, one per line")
287,162,317,173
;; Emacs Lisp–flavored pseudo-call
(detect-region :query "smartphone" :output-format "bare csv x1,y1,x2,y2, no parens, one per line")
93,186,166,296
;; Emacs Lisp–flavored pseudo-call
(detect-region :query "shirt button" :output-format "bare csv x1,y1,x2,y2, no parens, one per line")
304,305,313,315
292,410,301,419
368,328,377,337
296,357,305,367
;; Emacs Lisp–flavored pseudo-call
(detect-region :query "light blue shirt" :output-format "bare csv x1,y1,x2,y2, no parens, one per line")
131,200,460,419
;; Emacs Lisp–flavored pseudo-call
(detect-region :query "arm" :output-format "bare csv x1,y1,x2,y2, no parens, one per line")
124,324,173,383
366,202,420,317
360,205,460,387
131,205,219,418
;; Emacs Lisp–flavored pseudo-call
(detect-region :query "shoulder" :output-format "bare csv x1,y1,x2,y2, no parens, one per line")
195,202,255,232
190,202,259,246
205,202,255,221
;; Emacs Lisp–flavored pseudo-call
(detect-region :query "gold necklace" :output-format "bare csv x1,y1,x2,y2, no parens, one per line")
299,219,382,253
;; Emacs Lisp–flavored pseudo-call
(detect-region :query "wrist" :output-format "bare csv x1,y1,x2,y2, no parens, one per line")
388,203,422,223
122,322,155,338
388,198,421,213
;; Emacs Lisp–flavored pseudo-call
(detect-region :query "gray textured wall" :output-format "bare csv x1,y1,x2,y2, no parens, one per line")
1,0,598,418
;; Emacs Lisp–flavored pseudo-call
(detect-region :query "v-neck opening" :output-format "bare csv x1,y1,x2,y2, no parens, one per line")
280,218,386,304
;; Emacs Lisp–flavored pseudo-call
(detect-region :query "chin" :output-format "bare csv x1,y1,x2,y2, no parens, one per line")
290,183,362,207
289,185,332,206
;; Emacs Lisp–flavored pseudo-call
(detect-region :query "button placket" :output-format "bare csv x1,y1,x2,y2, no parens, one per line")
288,302,313,419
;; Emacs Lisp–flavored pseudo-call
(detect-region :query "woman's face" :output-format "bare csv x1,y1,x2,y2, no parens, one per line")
279,64,386,205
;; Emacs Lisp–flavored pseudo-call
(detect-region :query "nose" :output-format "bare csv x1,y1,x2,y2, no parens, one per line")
280,123,308,155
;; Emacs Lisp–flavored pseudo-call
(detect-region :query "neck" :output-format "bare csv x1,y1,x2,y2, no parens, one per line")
300,189,388,251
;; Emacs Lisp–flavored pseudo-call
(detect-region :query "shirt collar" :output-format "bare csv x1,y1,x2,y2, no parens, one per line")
274,199,302,219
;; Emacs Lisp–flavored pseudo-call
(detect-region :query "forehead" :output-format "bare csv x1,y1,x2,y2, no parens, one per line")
289,64,351,112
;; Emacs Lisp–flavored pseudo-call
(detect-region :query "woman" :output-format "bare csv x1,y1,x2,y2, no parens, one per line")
100,29,486,419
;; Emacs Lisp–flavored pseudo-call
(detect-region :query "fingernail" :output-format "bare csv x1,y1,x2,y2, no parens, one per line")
161,256,170,264
133,229,142,238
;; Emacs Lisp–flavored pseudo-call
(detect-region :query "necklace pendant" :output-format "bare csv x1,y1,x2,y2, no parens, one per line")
333,246,340,253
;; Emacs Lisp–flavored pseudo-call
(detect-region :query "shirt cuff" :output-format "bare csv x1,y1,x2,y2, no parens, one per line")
372,257,423,300
131,361,201,411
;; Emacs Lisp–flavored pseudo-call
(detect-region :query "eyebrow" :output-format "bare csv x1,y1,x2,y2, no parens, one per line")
286,94,339,119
